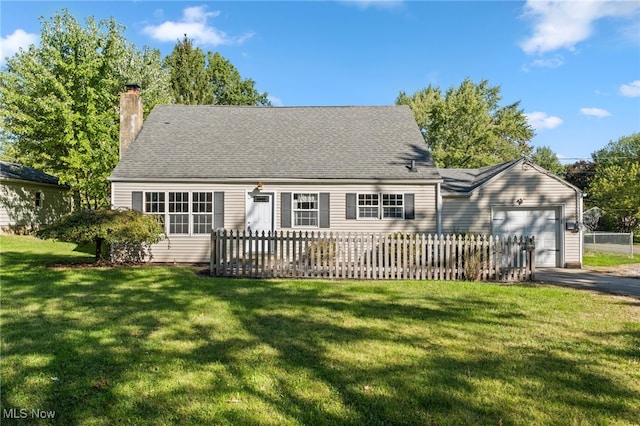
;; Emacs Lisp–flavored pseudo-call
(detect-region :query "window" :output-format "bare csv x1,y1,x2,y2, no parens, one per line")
293,193,318,227
353,193,404,219
141,191,220,235
145,192,165,226
169,192,189,234
382,194,404,219
35,192,42,209
358,194,379,219
192,192,213,234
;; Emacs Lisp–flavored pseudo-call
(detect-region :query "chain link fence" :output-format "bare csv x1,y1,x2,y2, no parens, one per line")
583,232,634,257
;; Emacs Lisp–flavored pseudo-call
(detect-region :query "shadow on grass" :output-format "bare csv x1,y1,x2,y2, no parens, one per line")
1,248,639,425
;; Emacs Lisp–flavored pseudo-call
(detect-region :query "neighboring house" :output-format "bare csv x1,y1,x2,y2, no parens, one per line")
0,161,72,233
109,86,583,267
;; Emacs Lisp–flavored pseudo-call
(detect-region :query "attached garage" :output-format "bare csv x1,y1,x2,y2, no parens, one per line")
439,158,583,268
492,207,561,267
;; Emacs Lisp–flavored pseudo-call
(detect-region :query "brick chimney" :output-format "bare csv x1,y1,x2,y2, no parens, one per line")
119,83,143,159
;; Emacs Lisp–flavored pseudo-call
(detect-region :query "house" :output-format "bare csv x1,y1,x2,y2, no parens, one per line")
0,161,72,233
109,85,583,267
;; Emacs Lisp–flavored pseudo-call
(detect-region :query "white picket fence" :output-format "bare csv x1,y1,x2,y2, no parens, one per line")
210,230,535,282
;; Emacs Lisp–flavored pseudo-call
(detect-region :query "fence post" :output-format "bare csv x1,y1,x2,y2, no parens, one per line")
529,236,536,281
210,230,217,276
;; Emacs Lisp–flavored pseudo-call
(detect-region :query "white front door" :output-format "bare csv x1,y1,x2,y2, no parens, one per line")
493,208,560,267
246,192,274,250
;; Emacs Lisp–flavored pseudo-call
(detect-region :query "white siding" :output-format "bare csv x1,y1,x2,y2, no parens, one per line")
442,164,582,267
0,181,72,233
112,181,438,263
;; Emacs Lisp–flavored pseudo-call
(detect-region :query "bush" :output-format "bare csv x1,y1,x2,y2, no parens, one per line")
306,239,337,264
384,233,423,264
37,208,165,263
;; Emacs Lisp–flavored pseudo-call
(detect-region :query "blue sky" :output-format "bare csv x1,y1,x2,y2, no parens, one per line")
1,0,639,163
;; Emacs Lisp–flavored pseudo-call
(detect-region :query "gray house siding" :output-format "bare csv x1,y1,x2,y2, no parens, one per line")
112,181,438,263
441,161,582,267
0,180,72,233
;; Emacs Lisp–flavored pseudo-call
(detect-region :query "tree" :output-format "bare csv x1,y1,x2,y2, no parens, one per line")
587,133,640,233
165,35,270,106
397,78,534,168
206,52,270,106
164,35,212,105
530,146,565,176
0,10,169,209
565,160,597,192
37,208,165,262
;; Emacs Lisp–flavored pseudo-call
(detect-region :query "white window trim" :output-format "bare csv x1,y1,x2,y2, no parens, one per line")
192,192,214,235
381,193,405,220
143,191,214,236
292,192,320,228
356,193,379,220
356,192,405,220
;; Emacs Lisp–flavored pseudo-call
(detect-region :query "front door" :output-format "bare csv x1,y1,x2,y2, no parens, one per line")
245,192,274,251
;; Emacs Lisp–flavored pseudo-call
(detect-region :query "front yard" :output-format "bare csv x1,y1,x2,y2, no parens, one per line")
1,235,639,425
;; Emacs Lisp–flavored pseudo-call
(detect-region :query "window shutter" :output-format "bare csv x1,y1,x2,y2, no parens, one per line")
346,193,357,219
319,193,330,228
281,192,292,228
404,193,415,220
132,191,143,212
214,192,224,229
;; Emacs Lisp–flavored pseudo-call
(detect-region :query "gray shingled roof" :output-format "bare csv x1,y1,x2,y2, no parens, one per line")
109,105,440,181
0,161,63,186
438,159,520,194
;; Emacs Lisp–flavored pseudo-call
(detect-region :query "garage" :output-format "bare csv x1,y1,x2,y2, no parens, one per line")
492,207,560,267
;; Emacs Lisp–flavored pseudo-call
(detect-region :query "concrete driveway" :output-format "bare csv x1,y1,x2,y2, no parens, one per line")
534,267,640,298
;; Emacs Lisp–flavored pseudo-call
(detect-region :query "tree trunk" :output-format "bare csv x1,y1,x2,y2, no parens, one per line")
95,237,105,262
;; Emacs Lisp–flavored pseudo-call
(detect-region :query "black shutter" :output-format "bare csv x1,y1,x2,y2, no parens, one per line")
404,193,415,220
214,192,224,229
346,193,357,219
319,193,330,228
281,192,292,228
132,191,143,212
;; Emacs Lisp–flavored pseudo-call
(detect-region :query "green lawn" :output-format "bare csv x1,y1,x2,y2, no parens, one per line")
1,235,639,425
583,248,640,267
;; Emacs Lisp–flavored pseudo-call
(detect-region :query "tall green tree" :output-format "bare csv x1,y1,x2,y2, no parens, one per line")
531,145,565,176
164,35,212,105
588,133,640,233
397,78,534,168
0,10,169,208
165,35,270,106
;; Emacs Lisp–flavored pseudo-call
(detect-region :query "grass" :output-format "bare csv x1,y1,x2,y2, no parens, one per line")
583,248,640,267
1,235,639,425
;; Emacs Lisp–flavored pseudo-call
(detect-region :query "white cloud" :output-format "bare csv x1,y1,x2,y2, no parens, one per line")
142,6,253,46
1,29,38,63
522,55,564,72
580,107,611,117
619,80,640,97
268,95,283,107
341,0,403,10
519,0,640,55
525,112,563,130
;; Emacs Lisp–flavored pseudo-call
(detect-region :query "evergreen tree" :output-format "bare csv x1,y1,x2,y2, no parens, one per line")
165,35,270,106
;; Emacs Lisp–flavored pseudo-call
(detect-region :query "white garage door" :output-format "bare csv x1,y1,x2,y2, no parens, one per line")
493,208,559,267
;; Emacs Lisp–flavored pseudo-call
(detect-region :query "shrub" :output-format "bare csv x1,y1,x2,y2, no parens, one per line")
36,208,165,263
306,239,337,264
